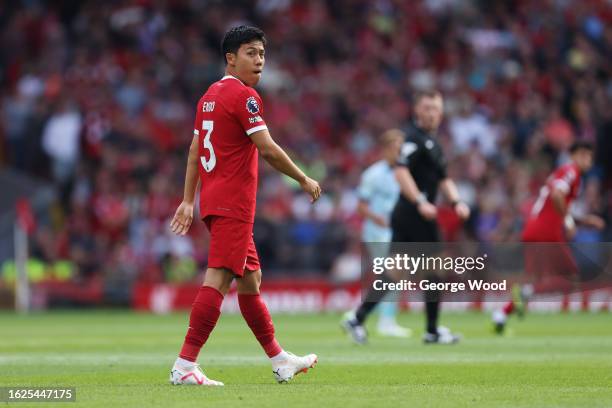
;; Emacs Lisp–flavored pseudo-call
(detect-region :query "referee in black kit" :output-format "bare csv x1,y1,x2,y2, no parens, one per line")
343,90,470,344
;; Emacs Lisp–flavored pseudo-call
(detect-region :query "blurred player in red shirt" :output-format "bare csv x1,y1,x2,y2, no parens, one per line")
493,141,604,333
168,26,321,385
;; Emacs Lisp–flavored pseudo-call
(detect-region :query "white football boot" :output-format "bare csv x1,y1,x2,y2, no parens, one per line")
271,352,318,383
492,309,508,335
423,326,461,344
377,318,412,338
340,311,368,344
169,362,224,386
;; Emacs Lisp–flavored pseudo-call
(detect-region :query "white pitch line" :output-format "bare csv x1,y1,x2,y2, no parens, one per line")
0,352,607,366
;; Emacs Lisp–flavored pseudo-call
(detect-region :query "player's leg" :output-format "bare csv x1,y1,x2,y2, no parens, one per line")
537,242,579,294
420,231,460,344
493,283,532,334
171,215,246,386
236,246,317,383
422,271,460,344
374,241,410,337
421,227,440,340
492,299,515,334
341,270,396,344
377,297,411,337
171,267,232,386
354,271,397,322
341,234,403,344
236,268,283,358
423,271,440,340
492,234,544,334
179,268,233,362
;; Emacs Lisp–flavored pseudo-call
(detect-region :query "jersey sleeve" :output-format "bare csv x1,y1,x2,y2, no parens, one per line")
551,165,578,195
357,168,376,201
193,98,202,139
397,136,420,167
234,88,268,136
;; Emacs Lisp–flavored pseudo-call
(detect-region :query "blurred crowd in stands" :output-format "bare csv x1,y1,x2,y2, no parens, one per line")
1,0,611,284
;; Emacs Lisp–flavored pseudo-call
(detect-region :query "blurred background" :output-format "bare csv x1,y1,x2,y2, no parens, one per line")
0,0,610,311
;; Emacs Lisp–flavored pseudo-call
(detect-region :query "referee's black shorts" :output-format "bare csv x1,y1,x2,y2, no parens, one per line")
391,205,443,282
391,205,440,243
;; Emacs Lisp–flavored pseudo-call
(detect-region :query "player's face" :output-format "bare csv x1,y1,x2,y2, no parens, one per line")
384,138,402,162
574,150,594,172
415,96,444,132
229,41,265,87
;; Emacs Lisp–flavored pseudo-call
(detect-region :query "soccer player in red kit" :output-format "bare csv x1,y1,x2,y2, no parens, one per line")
493,141,604,333
168,26,321,385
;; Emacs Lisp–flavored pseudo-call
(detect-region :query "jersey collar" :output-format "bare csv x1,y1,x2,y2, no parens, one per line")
413,121,435,137
221,75,244,84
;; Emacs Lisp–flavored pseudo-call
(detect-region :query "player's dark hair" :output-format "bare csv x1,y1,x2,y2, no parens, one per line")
569,140,594,154
221,25,266,65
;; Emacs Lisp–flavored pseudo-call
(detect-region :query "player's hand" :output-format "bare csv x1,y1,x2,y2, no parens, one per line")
454,202,471,220
371,214,388,227
418,201,437,220
584,214,605,230
300,176,322,203
170,201,194,235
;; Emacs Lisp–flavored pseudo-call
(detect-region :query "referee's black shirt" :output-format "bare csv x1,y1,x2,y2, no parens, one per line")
391,122,447,242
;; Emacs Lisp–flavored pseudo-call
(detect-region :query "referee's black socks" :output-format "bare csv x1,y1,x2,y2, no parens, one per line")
425,274,441,335
355,272,395,324
354,272,442,334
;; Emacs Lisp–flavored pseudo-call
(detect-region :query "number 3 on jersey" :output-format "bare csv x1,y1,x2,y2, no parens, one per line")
200,120,216,172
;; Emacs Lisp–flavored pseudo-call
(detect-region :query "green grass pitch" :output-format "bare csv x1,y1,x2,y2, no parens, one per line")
1,311,611,407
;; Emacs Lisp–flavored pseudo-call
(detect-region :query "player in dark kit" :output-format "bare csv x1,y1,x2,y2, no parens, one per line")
342,91,470,344
169,26,321,385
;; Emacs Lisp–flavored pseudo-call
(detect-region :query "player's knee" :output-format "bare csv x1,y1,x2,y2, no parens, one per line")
236,269,261,294
203,268,234,295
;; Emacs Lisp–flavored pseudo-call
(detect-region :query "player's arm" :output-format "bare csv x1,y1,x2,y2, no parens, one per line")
170,134,199,235
574,214,606,230
439,178,470,220
394,166,436,220
551,187,579,238
250,129,321,202
394,166,421,204
548,184,603,230
395,137,436,220
357,200,387,227
549,184,603,232
550,186,569,216
550,167,578,216
550,172,580,236
357,170,386,226
566,201,605,230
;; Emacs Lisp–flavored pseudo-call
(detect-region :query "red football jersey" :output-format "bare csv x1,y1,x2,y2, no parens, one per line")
194,75,267,223
523,162,581,241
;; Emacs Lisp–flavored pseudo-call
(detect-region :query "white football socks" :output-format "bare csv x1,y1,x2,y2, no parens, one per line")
270,350,289,362
175,357,197,369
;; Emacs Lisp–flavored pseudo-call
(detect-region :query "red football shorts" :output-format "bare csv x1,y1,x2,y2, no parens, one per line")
522,226,578,293
204,216,260,277
522,219,564,242
522,220,577,277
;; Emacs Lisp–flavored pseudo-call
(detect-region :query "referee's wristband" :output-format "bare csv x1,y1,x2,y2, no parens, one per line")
415,193,428,205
